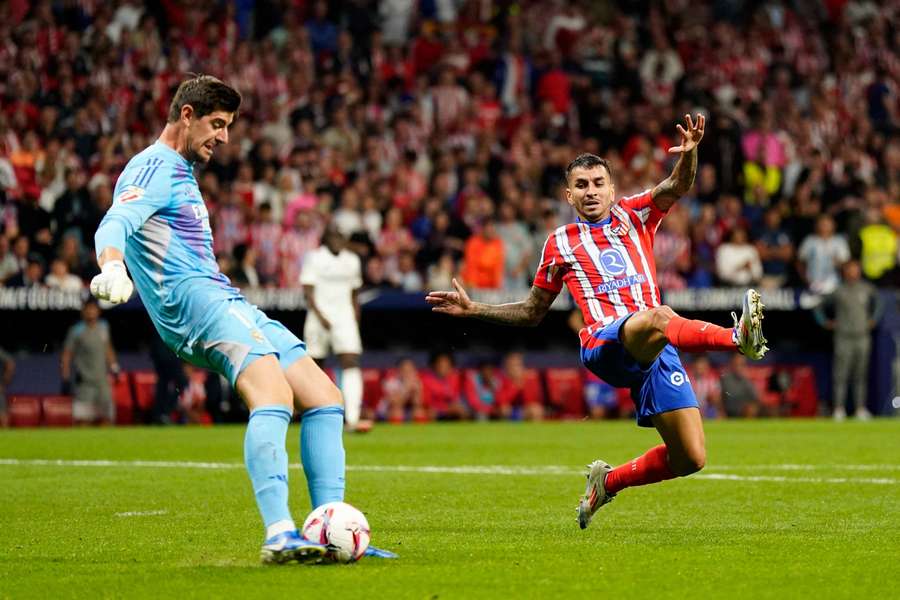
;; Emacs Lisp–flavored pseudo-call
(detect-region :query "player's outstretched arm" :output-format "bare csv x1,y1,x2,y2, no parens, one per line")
652,113,705,212
426,278,558,327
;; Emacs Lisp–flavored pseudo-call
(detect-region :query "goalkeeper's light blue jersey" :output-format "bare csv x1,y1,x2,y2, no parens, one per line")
95,141,241,351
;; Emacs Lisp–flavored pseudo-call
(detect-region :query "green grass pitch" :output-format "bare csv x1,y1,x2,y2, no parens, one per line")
1,420,899,599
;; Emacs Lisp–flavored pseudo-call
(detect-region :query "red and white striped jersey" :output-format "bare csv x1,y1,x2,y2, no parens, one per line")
533,190,666,337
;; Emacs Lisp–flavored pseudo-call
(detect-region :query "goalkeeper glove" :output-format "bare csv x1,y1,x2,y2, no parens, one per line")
90,260,134,304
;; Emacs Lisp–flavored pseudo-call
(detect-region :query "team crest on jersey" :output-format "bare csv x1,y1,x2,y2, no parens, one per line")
115,185,145,204
605,205,632,236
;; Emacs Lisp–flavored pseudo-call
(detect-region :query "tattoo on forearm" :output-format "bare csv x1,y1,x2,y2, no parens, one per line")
472,287,552,327
671,147,698,195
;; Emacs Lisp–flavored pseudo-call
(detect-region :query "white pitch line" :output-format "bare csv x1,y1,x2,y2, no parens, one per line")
115,510,168,517
711,464,900,472
2,458,900,485
695,473,898,485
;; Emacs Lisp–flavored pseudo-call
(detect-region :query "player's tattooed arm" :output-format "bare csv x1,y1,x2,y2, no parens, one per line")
426,280,558,327
652,113,705,211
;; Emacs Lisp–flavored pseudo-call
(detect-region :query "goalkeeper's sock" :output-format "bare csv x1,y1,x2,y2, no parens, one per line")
665,315,735,352
244,406,295,532
341,367,363,428
300,405,346,508
605,444,676,494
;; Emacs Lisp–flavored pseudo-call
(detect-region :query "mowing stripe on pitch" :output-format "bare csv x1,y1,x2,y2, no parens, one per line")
1,458,899,485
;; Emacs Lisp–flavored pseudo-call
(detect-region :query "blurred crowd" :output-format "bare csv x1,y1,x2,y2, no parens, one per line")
0,0,899,298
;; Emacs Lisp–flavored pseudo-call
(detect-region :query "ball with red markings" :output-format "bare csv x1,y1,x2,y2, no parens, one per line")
301,501,371,563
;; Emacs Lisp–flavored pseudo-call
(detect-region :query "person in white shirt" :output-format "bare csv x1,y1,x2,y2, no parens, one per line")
798,214,851,294
45,258,84,292
716,226,763,286
301,228,369,432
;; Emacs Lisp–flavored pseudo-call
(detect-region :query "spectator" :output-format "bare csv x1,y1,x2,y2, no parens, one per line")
753,205,794,289
688,356,723,419
60,298,119,425
249,203,282,286
396,250,423,292
0,235,18,284
44,257,83,292
495,352,544,421
462,360,504,420
720,354,760,419
10,235,29,275
857,206,898,285
461,219,504,290
6,253,45,288
655,205,692,290
377,206,417,282
420,351,466,420
797,214,851,294
426,251,456,291
383,357,425,423
178,365,210,425
0,346,14,428
814,260,883,421
279,205,322,287
716,227,763,286
495,203,532,291
584,371,620,420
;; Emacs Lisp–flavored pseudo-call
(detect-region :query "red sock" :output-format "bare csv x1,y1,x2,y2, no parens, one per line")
665,315,734,352
605,444,676,494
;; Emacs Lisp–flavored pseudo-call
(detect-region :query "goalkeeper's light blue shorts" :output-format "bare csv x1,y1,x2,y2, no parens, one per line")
176,297,307,387
580,312,698,428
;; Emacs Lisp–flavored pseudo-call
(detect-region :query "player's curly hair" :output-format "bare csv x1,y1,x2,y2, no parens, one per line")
565,153,613,182
167,74,242,123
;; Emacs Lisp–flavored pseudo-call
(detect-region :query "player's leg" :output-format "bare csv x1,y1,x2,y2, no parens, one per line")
832,339,851,419
603,406,705,492
621,291,767,363
185,298,326,563
98,378,115,425
854,338,872,419
235,354,326,563
337,353,367,431
282,355,347,509
331,317,366,431
578,325,703,529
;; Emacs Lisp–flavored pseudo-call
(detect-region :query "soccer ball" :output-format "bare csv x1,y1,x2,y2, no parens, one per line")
301,501,371,563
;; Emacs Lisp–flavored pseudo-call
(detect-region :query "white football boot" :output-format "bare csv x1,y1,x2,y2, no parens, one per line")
577,459,615,530
733,289,768,360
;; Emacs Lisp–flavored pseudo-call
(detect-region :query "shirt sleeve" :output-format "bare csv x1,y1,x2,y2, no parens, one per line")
94,163,171,254
532,232,566,293
619,189,666,231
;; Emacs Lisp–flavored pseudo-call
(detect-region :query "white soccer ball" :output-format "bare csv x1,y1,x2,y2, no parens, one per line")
301,501,371,563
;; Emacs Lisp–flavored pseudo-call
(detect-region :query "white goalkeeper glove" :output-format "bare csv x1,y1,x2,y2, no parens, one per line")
90,260,134,304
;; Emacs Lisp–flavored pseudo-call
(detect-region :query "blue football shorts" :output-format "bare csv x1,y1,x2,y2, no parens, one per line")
580,313,698,427
177,297,307,387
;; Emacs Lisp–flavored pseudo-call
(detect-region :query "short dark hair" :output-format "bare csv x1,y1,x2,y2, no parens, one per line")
167,75,242,123
565,153,613,182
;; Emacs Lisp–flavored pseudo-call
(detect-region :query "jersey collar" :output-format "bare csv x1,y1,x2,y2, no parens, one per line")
575,214,612,228
154,140,194,167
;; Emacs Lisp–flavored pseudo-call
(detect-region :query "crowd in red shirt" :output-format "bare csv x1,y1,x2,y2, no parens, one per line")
0,0,898,298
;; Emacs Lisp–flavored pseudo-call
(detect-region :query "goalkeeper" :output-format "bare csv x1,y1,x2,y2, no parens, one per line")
92,75,394,563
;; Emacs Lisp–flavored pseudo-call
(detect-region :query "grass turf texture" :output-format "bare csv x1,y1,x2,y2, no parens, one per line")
1,421,899,599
